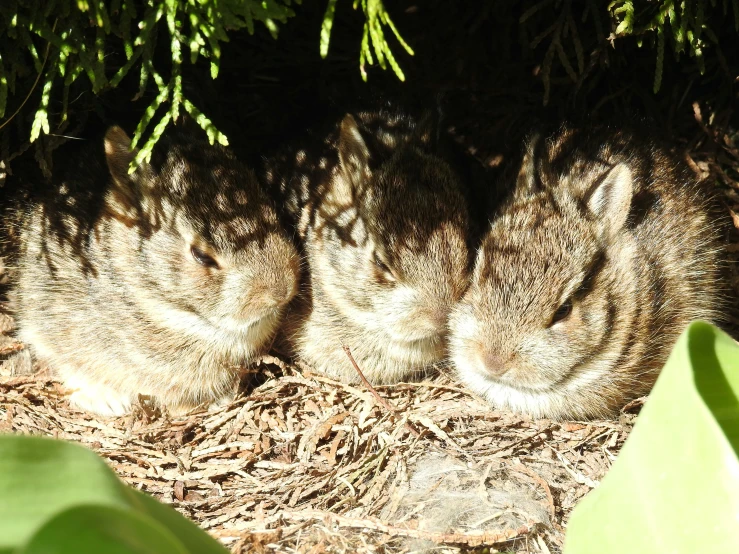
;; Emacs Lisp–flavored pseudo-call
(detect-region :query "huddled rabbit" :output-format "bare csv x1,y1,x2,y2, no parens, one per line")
450,125,729,419
8,125,300,416
264,109,473,384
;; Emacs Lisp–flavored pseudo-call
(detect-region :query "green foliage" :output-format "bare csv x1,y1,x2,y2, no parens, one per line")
320,0,414,81
0,434,228,553
564,321,739,553
609,0,739,92
2,1,737,170
519,0,739,104
520,0,596,105
0,0,412,171
0,0,297,170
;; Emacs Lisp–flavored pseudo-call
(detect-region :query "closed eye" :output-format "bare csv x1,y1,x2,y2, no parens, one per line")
549,298,572,326
372,251,397,284
191,245,220,269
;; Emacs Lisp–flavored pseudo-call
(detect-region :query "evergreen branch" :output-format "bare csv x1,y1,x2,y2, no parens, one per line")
654,24,665,93
131,72,170,150
320,0,338,58
29,61,58,142
182,98,228,146
322,0,412,81
608,0,725,91
134,111,172,168
0,61,7,119
2,0,410,172
567,12,584,74
0,20,57,133
520,0,556,24
3,0,737,176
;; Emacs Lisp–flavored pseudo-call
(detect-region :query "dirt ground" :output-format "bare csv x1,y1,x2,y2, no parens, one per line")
0,333,640,553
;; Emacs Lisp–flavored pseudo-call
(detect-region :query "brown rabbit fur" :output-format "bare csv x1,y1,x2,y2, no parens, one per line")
10,125,300,416
449,125,729,420
264,110,472,383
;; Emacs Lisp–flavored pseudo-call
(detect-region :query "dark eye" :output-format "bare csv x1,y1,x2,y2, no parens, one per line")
550,299,573,325
190,245,219,269
372,251,396,283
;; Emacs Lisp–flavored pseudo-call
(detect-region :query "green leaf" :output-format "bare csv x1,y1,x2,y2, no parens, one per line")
0,436,129,550
614,19,630,35
18,506,188,554
0,436,228,554
564,321,739,554
320,0,338,58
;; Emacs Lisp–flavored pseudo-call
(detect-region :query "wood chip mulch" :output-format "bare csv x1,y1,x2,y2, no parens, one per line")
1,326,638,553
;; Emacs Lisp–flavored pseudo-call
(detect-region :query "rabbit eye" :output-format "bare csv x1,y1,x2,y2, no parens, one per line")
550,299,573,325
191,245,220,269
372,251,396,284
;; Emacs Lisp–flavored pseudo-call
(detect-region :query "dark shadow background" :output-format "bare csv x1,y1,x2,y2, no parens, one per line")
5,1,737,176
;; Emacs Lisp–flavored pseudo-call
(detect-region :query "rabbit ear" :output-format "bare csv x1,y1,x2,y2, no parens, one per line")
515,134,542,196
336,114,371,202
104,126,138,185
103,126,148,223
413,108,441,151
586,163,633,233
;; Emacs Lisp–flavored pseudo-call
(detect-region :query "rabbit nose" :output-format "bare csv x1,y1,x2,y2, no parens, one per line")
263,280,296,309
273,278,297,306
261,293,285,309
260,259,299,309
479,351,509,377
427,306,450,331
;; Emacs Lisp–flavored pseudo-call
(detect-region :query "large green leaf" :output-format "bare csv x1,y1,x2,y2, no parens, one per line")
0,435,228,554
19,505,188,554
564,321,739,553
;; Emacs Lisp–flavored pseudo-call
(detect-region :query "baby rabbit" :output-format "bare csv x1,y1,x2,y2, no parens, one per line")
450,126,728,420
10,125,300,416
265,109,472,383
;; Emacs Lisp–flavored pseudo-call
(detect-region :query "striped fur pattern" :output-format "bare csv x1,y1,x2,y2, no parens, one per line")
264,110,471,383
449,126,728,419
12,126,300,416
